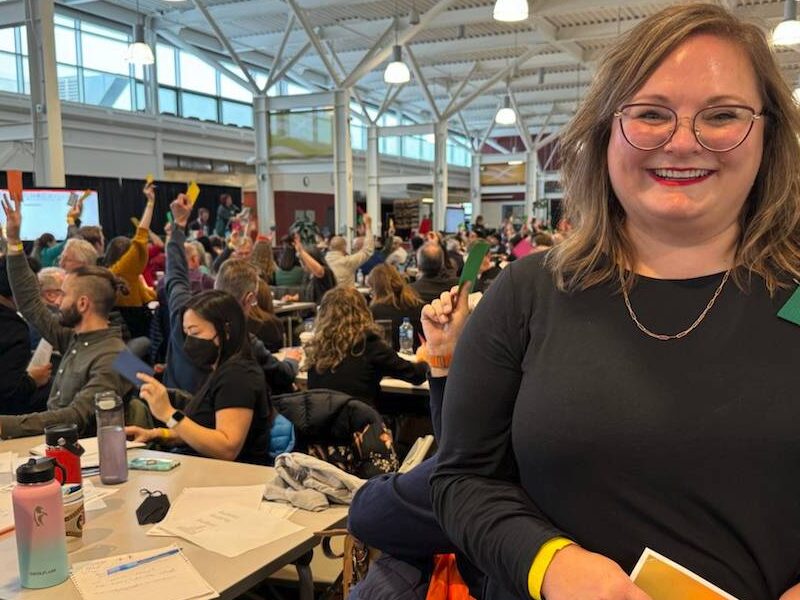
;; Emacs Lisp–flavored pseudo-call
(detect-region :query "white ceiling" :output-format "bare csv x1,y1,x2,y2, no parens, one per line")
60,0,800,147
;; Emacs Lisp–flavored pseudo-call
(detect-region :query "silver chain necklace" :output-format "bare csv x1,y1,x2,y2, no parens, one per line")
622,269,731,341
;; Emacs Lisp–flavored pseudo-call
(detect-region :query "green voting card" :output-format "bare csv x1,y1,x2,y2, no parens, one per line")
459,240,490,294
777,284,800,326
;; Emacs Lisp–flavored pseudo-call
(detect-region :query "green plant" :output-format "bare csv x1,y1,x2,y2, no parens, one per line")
289,217,321,245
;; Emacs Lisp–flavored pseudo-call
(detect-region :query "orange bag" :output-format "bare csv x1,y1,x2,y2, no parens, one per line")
425,554,475,600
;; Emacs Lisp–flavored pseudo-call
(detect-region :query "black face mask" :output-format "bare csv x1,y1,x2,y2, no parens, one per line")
58,303,82,328
183,335,219,369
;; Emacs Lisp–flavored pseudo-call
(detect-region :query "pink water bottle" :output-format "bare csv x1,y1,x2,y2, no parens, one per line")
12,457,69,589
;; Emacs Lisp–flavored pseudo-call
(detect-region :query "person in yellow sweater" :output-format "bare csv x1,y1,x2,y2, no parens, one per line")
103,183,158,338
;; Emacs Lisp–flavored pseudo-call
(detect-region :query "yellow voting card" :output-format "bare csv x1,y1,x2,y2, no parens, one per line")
145,173,154,185
186,181,200,205
631,548,739,600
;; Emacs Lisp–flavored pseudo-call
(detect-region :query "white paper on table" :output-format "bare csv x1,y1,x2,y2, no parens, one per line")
70,545,217,600
0,452,15,487
148,484,265,537
259,501,297,520
157,504,304,558
28,339,53,368
0,488,12,532
30,438,145,469
83,480,119,512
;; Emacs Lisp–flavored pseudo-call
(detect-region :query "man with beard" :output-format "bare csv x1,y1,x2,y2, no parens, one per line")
1,195,131,438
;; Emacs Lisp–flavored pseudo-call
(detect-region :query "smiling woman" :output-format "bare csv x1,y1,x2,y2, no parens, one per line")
429,5,800,600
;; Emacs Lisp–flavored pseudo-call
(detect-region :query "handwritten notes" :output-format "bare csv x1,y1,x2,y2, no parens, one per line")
70,545,216,600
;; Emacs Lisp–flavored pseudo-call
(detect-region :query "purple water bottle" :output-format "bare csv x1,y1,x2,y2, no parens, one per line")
12,458,69,588
95,391,128,484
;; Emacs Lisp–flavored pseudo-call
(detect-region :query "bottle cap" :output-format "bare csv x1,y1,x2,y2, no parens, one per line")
16,457,58,484
44,423,79,447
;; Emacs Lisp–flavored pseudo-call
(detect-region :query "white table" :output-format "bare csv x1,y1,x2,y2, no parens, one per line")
273,301,317,346
0,438,347,600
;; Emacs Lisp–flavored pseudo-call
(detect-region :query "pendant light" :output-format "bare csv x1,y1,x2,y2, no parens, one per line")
493,0,528,22
124,0,154,66
773,0,800,46
495,94,516,125
384,45,411,84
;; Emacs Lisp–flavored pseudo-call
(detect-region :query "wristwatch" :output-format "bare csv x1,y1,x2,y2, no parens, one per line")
166,410,185,429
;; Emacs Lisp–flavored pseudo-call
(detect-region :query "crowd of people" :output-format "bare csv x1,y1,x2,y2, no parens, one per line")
0,177,535,468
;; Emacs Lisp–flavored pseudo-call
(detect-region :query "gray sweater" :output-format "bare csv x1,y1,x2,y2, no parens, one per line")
2,253,131,438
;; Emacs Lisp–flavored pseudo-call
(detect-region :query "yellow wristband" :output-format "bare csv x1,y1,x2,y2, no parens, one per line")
528,537,574,600
7,242,23,254
159,428,171,440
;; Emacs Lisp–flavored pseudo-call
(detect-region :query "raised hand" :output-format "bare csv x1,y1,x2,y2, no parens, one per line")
420,282,471,356
143,182,156,203
1,193,22,242
169,193,191,227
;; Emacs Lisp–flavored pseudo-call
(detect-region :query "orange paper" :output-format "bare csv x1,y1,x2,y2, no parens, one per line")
631,549,739,600
186,181,200,206
6,170,22,201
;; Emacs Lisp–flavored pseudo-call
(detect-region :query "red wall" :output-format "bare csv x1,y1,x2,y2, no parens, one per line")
242,190,334,237
274,191,334,237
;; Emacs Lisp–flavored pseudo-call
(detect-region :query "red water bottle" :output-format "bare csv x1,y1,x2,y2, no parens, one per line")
44,424,84,485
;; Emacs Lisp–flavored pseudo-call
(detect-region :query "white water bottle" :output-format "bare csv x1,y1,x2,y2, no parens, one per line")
399,318,414,355
356,269,364,286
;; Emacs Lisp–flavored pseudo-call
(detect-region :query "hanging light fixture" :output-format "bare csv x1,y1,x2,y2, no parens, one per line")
125,0,154,66
384,44,411,84
773,0,800,46
495,94,516,125
493,0,528,22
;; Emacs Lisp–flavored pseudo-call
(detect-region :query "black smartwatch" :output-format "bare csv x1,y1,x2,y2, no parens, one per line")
166,410,185,429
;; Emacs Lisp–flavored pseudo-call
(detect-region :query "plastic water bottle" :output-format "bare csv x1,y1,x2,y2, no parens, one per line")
356,269,364,286
95,392,128,485
399,318,414,355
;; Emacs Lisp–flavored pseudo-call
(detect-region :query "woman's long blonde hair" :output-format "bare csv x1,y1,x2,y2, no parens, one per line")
305,286,382,373
369,264,423,310
250,239,277,282
548,3,800,295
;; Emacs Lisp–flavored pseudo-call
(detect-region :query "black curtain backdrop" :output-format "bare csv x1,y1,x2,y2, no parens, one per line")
0,171,241,241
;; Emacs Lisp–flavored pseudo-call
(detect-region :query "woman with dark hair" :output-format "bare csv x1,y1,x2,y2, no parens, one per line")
306,286,428,405
274,237,304,287
126,289,271,465
368,263,424,351
248,278,284,353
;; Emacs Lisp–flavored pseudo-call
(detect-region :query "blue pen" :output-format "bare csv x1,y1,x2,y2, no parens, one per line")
106,547,181,575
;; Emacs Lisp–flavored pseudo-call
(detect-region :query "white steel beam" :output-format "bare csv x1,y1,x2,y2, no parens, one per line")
443,46,545,120
191,0,259,92
508,89,532,152
268,91,335,111
156,29,253,92
342,0,461,89
405,46,440,121
377,123,434,137
379,175,434,186
0,0,23,27
266,15,296,88
433,120,448,232
482,152,526,165
470,152,481,220
265,41,311,90
443,62,479,116
326,39,372,121
285,0,342,88
366,125,379,228
376,85,404,120
0,123,32,142
525,150,538,223
481,185,524,194
253,95,275,234
333,89,354,240
25,0,64,187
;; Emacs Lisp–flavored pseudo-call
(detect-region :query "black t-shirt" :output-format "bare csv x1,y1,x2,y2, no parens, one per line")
186,356,270,465
248,316,284,353
432,253,800,600
308,332,428,404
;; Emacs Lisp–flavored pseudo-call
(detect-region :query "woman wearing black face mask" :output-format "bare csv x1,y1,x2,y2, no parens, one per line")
125,290,272,465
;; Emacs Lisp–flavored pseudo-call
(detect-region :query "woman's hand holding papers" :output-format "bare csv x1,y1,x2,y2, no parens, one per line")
136,373,174,424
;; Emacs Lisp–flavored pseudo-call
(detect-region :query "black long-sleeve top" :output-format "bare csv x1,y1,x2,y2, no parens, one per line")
308,332,428,404
0,304,38,414
431,253,800,600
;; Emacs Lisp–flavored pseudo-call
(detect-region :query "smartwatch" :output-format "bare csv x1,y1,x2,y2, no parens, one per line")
166,410,185,429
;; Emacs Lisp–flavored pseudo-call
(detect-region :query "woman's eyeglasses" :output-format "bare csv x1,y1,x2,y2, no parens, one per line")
613,103,762,152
